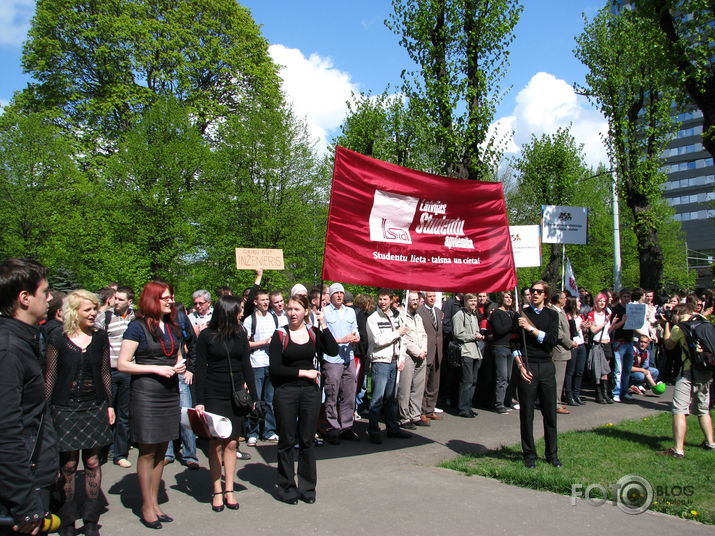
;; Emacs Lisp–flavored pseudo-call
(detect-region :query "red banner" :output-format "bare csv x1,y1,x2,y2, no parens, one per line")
322,147,517,292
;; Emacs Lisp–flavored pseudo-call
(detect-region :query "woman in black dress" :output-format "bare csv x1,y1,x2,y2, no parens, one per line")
45,289,114,536
193,295,257,512
118,281,185,529
270,294,339,505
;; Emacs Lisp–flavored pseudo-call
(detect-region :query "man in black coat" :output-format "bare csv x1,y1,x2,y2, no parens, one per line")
0,258,58,535
515,280,560,469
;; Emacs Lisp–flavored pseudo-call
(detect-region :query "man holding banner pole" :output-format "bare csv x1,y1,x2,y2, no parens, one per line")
515,281,561,469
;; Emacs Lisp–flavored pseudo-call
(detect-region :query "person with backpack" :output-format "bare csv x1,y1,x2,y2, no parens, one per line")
658,301,715,458
243,290,280,446
269,294,339,504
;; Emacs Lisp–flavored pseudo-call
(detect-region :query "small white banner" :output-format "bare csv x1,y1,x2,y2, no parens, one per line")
542,205,588,245
510,225,541,268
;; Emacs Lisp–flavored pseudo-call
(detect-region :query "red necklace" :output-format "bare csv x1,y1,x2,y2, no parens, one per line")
159,326,175,357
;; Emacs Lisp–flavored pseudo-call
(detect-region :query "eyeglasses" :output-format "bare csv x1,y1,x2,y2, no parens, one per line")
160,295,174,302
194,300,207,306
530,288,545,295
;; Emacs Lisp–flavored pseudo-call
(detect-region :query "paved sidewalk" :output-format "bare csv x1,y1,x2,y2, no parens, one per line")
98,388,713,535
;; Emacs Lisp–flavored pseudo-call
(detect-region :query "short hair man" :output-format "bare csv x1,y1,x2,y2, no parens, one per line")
269,291,288,327
97,286,116,313
630,335,661,393
243,290,279,445
366,289,411,444
190,290,213,336
658,302,715,457
0,259,58,533
453,294,485,418
398,292,429,430
418,291,444,421
95,285,136,468
322,283,361,443
516,281,561,468
550,290,575,415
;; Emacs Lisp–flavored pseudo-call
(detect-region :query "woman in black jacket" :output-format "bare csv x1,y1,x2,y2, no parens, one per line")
45,290,114,536
269,294,339,505
193,296,257,513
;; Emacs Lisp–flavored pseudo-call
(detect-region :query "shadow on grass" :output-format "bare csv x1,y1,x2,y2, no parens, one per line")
591,424,670,449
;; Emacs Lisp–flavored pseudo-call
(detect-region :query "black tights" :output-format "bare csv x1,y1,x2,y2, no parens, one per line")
58,448,102,524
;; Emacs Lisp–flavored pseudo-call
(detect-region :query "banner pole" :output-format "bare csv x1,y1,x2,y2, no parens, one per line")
516,286,529,366
561,244,566,291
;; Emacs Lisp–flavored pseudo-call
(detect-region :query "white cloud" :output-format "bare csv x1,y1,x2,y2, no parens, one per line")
0,0,34,47
269,44,359,151
496,72,609,169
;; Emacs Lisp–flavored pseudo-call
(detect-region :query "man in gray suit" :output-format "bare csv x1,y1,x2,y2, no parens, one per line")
418,291,445,422
550,290,575,414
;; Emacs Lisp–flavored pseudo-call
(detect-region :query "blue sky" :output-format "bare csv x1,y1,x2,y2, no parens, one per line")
0,0,608,166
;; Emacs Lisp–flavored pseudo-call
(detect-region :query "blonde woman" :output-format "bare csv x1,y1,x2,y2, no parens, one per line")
45,290,114,536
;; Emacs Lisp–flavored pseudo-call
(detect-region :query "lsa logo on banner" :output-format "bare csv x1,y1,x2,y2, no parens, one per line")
369,189,418,245
368,189,474,249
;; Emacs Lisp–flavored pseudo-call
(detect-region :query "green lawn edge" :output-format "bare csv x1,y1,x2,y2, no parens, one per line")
439,411,714,524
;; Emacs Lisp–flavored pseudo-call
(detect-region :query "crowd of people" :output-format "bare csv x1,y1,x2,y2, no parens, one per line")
1,256,713,535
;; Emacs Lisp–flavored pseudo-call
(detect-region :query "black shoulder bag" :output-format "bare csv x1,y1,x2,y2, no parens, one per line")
223,341,253,413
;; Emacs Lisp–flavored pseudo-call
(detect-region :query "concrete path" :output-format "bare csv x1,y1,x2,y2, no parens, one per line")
98,388,713,535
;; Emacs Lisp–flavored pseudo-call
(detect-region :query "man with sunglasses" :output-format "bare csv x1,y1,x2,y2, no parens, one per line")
515,281,561,468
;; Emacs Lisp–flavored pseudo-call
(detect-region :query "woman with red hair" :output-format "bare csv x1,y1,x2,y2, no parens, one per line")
118,281,185,529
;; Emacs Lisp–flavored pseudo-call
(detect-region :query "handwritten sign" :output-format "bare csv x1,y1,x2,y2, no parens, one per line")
235,248,285,270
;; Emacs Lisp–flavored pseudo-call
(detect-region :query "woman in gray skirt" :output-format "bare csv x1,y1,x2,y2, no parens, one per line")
45,289,114,536
118,281,185,529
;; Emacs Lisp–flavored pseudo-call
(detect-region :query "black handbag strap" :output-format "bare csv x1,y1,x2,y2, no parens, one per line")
29,409,46,472
222,341,239,394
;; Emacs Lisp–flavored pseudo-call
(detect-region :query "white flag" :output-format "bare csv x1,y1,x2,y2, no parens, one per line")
565,258,579,298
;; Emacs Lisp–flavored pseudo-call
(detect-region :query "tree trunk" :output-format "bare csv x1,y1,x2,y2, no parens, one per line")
541,243,561,290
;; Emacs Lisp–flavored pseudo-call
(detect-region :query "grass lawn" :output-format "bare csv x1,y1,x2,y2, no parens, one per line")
440,411,715,524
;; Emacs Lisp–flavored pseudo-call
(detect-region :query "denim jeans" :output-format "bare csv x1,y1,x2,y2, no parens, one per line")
630,367,659,385
165,373,198,463
612,342,635,397
110,369,131,460
248,366,276,439
492,346,514,410
564,344,588,399
369,361,399,434
458,357,482,414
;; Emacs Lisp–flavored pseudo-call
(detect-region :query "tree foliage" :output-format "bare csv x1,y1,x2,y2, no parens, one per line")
575,6,678,290
387,0,522,180
18,0,281,145
633,0,715,158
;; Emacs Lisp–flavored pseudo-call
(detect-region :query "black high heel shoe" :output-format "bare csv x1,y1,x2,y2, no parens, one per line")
139,517,162,529
157,514,173,523
211,492,225,512
223,490,239,510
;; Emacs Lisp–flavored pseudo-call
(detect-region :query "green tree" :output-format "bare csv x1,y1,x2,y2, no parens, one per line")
633,0,715,158
509,128,590,288
575,7,678,290
387,0,522,180
17,0,281,145
103,97,209,285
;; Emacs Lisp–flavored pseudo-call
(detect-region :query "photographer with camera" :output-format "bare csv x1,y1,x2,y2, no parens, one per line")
657,295,681,383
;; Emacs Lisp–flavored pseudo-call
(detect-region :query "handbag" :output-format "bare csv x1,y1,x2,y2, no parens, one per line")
447,340,462,367
223,342,253,413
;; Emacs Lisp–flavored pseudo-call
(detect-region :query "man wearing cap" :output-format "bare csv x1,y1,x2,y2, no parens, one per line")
322,283,361,443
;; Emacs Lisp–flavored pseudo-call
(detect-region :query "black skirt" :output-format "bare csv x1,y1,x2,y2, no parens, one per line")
130,374,180,444
52,400,112,452
205,397,245,439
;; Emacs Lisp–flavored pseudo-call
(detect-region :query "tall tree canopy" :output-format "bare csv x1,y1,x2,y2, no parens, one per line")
387,0,522,180
17,0,282,145
575,6,678,290
633,0,715,158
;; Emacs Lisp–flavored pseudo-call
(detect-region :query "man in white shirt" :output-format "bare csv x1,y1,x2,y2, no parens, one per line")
243,290,279,445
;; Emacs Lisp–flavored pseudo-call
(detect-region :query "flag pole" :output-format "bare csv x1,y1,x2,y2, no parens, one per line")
515,286,529,365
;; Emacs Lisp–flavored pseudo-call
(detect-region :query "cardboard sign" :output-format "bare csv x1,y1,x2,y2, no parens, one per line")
541,205,588,245
510,225,541,268
235,248,285,270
